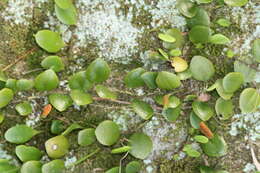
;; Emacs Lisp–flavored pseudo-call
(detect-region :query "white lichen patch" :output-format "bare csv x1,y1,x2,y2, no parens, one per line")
243,163,256,173
229,1,260,57
142,116,188,161
229,112,260,141
1,0,48,26
107,107,142,132
0,144,19,165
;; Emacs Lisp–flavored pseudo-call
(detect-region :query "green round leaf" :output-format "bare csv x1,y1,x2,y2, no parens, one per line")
41,56,64,72
51,120,64,135
68,71,93,91
124,68,146,88
55,4,77,25
190,111,202,129
54,0,72,9
163,95,181,109
15,101,32,116
201,135,227,157
192,101,214,121
126,161,141,173
70,89,93,106
49,93,72,112
196,0,212,3
239,88,260,113
177,0,198,18
187,8,210,28
158,33,176,43
95,85,117,100
169,49,182,57
0,88,14,108
16,79,34,91
105,167,119,173
42,160,65,173
35,30,65,53
141,72,158,89
45,135,69,159
128,132,153,159
210,34,230,45
86,58,110,83
194,135,209,143
234,61,256,83
131,99,154,120
216,79,233,100
21,161,42,173
95,120,120,146
224,0,248,7
190,56,215,81
78,128,96,146
252,39,260,63
189,25,211,44
5,79,17,92
15,145,42,162
183,144,201,157
215,98,234,120
158,48,169,60
0,111,4,124
177,69,192,80
223,72,244,93
156,71,181,90
162,106,181,122
4,124,40,144
163,28,185,49
34,69,59,91
0,159,19,173
216,18,231,27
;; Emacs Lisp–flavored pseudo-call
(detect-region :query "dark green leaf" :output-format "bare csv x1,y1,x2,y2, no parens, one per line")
70,89,93,106
95,120,120,146
86,58,110,83
68,71,93,91
156,71,181,90
190,111,202,129
210,34,230,45
42,160,65,173
15,145,42,162
192,101,214,121
239,88,260,113
0,88,14,108
163,28,185,49
128,132,153,159
201,135,227,157
16,79,34,91
95,85,117,100
5,124,40,144
55,4,77,25
34,69,59,91
223,72,244,93
41,56,64,72
35,30,65,53
49,93,72,112
126,161,141,173
215,98,234,120
124,68,146,88
15,101,32,116
78,128,96,146
187,8,210,28
141,72,158,89
131,99,154,120
190,56,215,81
162,106,181,122
21,161,42,173
189,26,211,44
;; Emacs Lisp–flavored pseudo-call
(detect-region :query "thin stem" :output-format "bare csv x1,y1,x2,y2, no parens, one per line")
67,148,100,168
92,97,131,105
3,48,36,72
119,151,129,173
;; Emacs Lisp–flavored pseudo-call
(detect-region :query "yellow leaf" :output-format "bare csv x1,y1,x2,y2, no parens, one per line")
171,57,188,72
